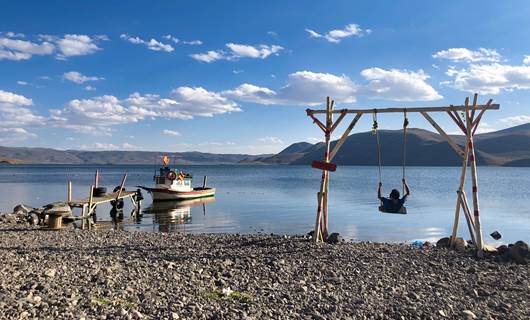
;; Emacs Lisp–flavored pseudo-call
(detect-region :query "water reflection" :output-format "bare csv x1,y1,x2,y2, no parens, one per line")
142,197,215,232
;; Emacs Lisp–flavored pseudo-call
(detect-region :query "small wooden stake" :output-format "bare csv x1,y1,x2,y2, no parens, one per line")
94,170,99,188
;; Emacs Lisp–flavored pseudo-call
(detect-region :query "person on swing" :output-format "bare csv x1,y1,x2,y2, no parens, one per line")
378,179,411,213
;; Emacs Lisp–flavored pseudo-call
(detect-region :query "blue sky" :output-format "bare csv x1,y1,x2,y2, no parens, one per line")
1,1,530,154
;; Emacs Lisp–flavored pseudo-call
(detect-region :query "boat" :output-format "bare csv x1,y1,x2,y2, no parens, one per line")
138,156,215,201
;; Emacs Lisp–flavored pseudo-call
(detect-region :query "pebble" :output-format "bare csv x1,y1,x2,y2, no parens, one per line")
0,222,528,319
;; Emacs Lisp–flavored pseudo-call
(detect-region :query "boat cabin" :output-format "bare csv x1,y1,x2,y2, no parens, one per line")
154,166,193,192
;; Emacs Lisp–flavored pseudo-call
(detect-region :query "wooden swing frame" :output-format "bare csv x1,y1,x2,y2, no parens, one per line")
306,94,499,257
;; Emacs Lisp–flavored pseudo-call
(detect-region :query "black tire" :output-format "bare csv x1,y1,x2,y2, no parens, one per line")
113,186,126,193
93,187,107,197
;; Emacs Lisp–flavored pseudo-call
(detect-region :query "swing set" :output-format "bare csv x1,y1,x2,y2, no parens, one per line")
306,94,499,257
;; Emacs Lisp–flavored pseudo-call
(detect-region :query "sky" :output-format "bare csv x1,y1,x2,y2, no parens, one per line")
1,0,530,154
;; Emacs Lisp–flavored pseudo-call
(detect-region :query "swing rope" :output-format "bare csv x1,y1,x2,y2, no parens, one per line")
372,110,382,186
402,109,409,194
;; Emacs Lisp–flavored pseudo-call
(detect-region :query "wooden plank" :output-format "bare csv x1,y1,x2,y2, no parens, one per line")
421,112,464,157
311,160,337,172
329,113,362,161
307,104,499,115
70,191,137,206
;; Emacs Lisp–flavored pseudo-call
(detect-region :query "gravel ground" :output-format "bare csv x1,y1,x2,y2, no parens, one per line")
0,224,529,320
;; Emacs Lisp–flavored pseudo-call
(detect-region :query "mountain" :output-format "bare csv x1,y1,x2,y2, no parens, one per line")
3,124,530,166
256,123,530,167
0,147,268,165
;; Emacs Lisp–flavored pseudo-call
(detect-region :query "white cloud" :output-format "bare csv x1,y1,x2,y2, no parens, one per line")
0,90,44,128
190,43,283,62
3,32,25,38
0,37,54,60
524,55,530,65
259,136,284,144
55,34,102,58
162,129,180,136
226,43,283,59
0,33,104,61
50,88,240,134
225,68,441,105
444,63,530,94
163,34,202,45
17,81,28,85
0,89,32,106
360,68,442,101
120,34,174,52
499,115,530,126
432,48,501,63
190,50,226,63
80,142,138,151
0,127,37,143
63,71,104,84
84,86,96,91
224,71,357,106
305,23,371,43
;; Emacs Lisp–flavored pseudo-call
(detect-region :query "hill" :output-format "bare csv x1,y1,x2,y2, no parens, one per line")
0,147,268,165
2,124,530,166
259,123,530,167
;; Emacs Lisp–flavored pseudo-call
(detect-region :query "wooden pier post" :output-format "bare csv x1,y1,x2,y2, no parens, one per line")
87,185,94,230
94,170,100,188
67,181,72,202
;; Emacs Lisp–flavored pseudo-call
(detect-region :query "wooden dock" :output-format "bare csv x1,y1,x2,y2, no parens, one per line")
69,191,137,207
62,171,142,230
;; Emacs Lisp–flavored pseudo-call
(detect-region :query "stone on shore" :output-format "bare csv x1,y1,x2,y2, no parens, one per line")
0,226,528,319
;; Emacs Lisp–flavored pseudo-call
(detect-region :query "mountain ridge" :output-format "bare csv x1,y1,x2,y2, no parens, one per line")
2,123,530,166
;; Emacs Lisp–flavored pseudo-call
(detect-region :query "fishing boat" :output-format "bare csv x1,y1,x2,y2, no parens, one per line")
139,156,215,201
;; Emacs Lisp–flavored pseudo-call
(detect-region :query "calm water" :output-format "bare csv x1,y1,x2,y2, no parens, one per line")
0,165,529,244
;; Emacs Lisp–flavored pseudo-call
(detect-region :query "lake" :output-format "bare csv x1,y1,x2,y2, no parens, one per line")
0,164,529,244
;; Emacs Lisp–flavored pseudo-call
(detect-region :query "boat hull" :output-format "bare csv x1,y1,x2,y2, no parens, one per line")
140,186,216,201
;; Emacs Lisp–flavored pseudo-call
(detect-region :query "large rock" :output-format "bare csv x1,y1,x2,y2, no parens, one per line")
508,246,527,264
454,237,468,252
13,204,32,215
43,202,72,217
436,237,450,248
326,233,342,244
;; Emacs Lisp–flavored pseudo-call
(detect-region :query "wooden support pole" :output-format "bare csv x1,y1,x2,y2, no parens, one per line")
81,205,86,230
468,124,485,257
472,99,493,136
116,173,128,200
329,113,362,161
449,120,470,246
67,181,72,202
421,112,464,157
458,190,476,244
203,176,208,188
313,97,333,242
329,109,348,134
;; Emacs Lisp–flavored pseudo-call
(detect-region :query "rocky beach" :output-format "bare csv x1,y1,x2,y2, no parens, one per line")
0,213,529,320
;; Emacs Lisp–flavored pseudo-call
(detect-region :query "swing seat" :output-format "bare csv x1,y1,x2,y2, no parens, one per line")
378,205,407,215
